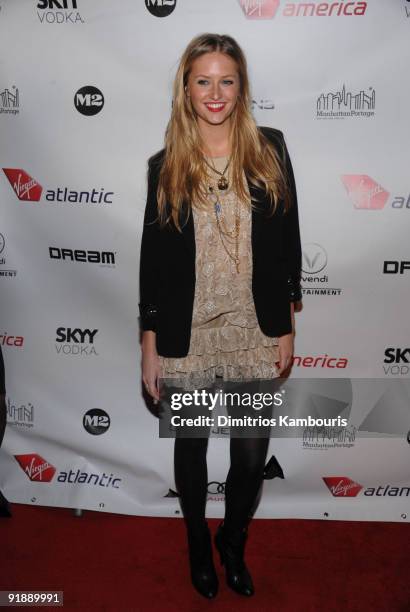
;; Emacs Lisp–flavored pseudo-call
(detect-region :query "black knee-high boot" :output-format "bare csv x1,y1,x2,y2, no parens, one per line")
224,437,269,532
174,436,218,598
215,436,270,596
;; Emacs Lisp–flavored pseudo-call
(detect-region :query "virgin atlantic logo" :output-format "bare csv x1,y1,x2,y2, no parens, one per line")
239,0,280,19
14,453,56,482
323,476,363,497
3,169,43,201
239,1,367,19
341,175,389,210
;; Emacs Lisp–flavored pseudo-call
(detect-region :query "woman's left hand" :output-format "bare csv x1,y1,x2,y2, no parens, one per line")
276,302,295,375
276,332,294,375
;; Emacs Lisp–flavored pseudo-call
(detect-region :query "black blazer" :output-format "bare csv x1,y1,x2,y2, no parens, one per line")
139,126,302,358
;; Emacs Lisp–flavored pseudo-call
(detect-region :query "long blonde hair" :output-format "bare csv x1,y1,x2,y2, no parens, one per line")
153,33,291,231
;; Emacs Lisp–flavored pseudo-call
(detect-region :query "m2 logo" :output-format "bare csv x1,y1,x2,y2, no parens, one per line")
145,0,176,18
74,86,104,116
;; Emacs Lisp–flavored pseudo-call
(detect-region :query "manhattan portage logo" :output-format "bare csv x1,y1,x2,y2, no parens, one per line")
6,397,34,428
0,86,20,115
317,84,375,119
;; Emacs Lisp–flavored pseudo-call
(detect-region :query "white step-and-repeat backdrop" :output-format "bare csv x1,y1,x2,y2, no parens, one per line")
1,0,409,522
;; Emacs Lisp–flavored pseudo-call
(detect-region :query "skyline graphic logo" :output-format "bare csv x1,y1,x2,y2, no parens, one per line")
341,175,389,210
317,84,375,119
0,86,19,115
3,169,43,201
323,476,363,497
6,397,34,427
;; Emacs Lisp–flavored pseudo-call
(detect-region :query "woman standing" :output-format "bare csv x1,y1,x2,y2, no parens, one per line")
0,346,11,517
139,33,302,598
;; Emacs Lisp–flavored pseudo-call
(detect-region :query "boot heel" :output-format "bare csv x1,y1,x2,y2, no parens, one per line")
187,522,219,599
214,521,255,597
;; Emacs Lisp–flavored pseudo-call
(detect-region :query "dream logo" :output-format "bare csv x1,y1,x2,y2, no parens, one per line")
383,261,410,275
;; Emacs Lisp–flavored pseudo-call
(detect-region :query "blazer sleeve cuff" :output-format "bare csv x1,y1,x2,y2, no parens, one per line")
138,302,158,332
287,275,302,302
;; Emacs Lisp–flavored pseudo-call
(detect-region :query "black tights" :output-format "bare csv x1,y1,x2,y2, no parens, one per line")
174,435,269,536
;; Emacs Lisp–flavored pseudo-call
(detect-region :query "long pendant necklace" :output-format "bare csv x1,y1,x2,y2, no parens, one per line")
203,155,231,190
208,183,241,273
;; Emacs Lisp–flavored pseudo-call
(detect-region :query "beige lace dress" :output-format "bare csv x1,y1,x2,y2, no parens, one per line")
159,156,279,391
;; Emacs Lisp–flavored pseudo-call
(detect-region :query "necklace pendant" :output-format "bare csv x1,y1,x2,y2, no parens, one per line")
218,176,228,191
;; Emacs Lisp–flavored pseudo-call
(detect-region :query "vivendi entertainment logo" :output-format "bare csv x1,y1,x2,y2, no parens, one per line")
341,175,390,210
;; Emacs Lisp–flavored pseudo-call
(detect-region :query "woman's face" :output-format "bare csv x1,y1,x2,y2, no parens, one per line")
186,51,240,130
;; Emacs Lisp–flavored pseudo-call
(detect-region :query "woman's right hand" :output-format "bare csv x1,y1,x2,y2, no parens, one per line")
141,331,161,404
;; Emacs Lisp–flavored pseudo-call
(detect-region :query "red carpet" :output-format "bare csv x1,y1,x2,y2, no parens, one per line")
1,504,409,611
